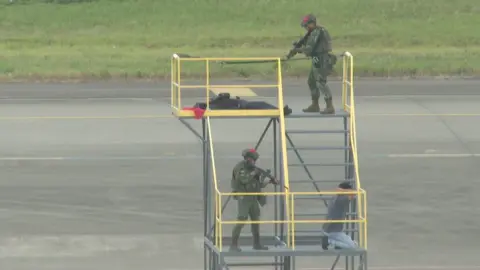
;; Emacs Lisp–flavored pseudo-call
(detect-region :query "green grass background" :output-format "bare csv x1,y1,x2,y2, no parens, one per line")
1,0,479,81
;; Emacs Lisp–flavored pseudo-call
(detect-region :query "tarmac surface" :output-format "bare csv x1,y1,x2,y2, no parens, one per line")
0,79,479,270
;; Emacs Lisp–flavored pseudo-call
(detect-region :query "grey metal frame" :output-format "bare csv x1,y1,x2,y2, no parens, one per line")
176,112,366,270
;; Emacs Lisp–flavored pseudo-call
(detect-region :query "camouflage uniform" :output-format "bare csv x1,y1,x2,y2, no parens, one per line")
230,149,269,252
295,14,336,114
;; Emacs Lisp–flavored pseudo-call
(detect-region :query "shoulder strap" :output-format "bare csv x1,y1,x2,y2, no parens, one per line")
311,27,327,54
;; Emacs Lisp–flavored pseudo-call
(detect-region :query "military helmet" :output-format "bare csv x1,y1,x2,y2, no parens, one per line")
301,14,316,27
242,148,259,160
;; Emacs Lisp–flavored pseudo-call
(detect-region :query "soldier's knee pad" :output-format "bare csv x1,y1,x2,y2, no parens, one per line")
237,216,248,221
317,77,327,86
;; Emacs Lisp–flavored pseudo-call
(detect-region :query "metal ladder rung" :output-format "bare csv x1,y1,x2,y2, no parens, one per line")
293,229,358,234
227,262,284,267
289,179,354,183
289,163,353,167
287,146,350,151
294,212,356,217
286,129,349,134
294,195,335,200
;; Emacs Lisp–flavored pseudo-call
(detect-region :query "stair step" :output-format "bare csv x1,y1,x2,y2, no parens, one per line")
289,163,353,167
227,262,283,267
293,229,358,234
287,146,350,151
294,194,359,200
294,212,356,217
287,111,349,118
294,195,335,200
286,129,349,134
290,179,354,183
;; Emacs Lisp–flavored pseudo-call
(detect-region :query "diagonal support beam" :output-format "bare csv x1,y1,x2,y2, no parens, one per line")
278,118,328,207
178,118,204,141
331,255,341,270
254,118,274,150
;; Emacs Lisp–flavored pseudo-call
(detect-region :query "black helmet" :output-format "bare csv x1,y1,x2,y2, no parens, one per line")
338,181,353,189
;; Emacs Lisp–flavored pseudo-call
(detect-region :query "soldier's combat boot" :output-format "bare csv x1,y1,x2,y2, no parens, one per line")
252,224,268,250
321,236,329,250
229,237,242,252
302,97,320,113
320,98,335,114
229,226,242,252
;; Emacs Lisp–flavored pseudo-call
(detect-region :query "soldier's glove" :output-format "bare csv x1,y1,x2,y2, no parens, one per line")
270,178,279,185
268,176,279,185
286,48,301,59
285,49,295,59
291,48,302,54
263,169,277,185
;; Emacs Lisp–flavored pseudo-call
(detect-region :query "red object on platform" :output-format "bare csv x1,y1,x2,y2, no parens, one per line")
183,107,205,119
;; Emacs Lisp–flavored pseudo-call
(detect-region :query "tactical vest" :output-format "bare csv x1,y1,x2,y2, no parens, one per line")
314,26,332,54
231,161,260,192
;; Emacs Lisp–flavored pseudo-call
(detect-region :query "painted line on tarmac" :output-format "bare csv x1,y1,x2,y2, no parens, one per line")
303,266,480,270
2,152,470,161
0,154,348,161
210,87,257,97
0,155,247,161
1,112,480,120
0,234,181,258
0,97,160,101
0,115,172,120
154,267,480,270
365,113,480,117
388,153,480,158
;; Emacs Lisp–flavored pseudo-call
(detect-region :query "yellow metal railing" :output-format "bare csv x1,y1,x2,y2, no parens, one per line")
170,54,285,118
341,52,367,248
173,55,294,251
214,189,367,251
342,52,354,113
206,104,294,250
195,52,367,251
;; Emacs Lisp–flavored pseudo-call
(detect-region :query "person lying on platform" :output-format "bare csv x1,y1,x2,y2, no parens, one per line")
322,181,358,250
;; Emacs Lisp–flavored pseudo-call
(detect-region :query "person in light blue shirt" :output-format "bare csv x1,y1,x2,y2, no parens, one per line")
322,181,358,250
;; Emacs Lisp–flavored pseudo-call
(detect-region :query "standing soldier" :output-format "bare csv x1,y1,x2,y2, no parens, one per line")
289,14,337,114
230,148,278,252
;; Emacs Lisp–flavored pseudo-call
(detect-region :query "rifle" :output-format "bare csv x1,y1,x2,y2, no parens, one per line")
285,29,313,60
253,166,282,186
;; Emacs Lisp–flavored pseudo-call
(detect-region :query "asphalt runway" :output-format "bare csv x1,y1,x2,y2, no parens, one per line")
0,80,479,270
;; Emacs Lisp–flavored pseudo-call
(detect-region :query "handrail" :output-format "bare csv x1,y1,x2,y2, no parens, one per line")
274,57,293,248
215,189,368,250
170,54,284,118
188,54,293,249
342,52,367,248
206,117,224,249
200,52,367,252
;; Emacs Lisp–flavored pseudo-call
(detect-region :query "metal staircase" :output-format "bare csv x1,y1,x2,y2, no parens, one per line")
170,52,367,270
281,110,359,270
284,110,353,218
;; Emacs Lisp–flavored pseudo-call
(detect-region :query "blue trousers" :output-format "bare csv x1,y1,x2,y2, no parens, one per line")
326,232,357,249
